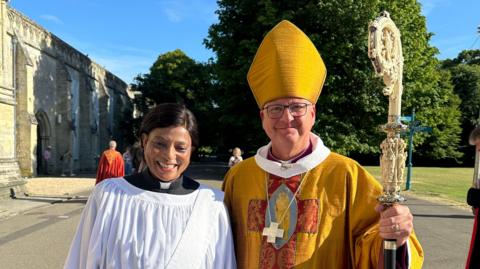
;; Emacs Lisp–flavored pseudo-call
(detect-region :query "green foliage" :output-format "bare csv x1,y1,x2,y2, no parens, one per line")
205,0,463,160
198,146,214,155
441,51,480,164
443,49,480,67
378,1,462,161
450,64,480,126
132,49,209,110
131,49,219,150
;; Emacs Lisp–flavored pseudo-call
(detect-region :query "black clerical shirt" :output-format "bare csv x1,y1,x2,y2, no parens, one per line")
124,168,199,195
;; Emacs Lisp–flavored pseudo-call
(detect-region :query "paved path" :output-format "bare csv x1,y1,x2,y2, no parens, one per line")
0,201,84,269
0,162,475,268
405,196,473,268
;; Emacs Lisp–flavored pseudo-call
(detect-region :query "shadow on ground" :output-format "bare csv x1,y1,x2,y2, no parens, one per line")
185,162,229,181
413,213,474,219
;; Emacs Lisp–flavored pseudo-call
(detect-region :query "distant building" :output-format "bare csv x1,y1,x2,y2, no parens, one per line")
0,0,133,198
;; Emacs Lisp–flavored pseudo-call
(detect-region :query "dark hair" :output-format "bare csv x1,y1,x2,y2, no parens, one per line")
130,141,143,172
469,126,480,145
139,103,199,149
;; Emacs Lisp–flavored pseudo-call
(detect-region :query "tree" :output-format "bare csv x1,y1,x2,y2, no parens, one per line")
443,49,480,67
442,51,480,164
379,1,462,162
131,49,218,153
450,65,480,126
205,0,463,161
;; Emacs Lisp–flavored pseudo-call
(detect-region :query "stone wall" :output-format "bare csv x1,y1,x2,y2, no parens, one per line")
0,0,133,197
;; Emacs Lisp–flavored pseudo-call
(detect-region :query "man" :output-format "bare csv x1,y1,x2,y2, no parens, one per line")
223,20,423,268
466,127,480,269
95,140,124,184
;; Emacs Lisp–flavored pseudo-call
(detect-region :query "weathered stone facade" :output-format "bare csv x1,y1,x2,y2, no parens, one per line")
0,0,132,198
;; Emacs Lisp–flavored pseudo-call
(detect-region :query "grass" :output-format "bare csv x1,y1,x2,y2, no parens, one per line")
364,166,474,205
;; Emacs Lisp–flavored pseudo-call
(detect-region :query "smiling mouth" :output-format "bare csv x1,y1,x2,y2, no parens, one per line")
156,160,178,170
276,126,297,130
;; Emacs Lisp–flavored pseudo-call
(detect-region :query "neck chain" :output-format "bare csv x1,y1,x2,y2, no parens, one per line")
262,171,308,243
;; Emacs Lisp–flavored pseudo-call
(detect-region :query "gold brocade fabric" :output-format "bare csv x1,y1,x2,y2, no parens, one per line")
223,154,424,269
247,20,327,108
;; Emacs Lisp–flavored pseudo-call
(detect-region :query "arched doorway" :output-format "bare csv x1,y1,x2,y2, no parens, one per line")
35,110,51,175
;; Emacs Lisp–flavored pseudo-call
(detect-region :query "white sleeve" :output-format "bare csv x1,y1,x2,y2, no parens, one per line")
63,188,102,269
212,203,237,269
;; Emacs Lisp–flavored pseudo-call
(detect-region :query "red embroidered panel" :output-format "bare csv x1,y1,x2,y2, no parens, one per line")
268,174,302,194
296,199,319,233
259,237,296,269
248,199,267,231
251,174,320,269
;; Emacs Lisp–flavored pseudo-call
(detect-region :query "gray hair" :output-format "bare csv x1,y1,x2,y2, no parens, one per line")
109,140,117,149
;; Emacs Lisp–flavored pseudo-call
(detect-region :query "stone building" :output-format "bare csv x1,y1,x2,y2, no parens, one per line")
0,0,133,198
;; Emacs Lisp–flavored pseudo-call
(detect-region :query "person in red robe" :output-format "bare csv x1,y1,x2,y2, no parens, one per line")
467,127,480,269
95,140,125,184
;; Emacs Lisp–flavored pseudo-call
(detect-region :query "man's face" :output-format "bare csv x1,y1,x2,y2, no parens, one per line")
260,97,316,148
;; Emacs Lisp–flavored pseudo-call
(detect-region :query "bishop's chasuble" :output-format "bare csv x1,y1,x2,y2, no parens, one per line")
223,133,423,269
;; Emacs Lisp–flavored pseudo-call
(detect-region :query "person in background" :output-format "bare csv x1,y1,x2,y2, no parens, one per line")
228,147,243,167
60,149,73,177
222,20,423,268
466,126,480,269
64,103,236,269
130,141,145,174
42,146,52,175
95,140,124,184
123,146,133,176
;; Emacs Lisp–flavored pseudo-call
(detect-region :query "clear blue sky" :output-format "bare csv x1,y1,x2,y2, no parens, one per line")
8,0,480,84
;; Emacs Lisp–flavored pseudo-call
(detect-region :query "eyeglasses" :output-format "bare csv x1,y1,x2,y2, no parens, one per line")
263,103,311,119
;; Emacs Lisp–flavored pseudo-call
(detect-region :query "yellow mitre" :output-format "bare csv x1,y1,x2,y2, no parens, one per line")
247,20,327,108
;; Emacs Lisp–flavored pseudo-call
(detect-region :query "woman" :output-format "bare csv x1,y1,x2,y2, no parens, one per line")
228,147,243,167
122,146,133,175
130,141,145,174
64,103,236,269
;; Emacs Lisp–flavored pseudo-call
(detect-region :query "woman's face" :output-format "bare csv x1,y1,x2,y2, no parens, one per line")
141,126,192,181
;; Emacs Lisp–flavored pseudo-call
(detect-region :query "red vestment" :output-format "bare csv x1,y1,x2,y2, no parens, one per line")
466,208,480,269
95,149,125,184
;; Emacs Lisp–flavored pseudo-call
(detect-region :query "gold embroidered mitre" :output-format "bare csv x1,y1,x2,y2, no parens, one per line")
247,20,327,108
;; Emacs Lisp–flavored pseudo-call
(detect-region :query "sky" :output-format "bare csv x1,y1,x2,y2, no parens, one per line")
8,0,480,84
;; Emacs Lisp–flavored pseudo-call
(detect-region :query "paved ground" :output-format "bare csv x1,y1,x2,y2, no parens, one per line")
0,162,476,268
0,201,85,269
0,176,94,221
405,195,473,268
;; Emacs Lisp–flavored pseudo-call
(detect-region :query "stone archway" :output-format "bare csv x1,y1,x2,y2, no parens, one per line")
35,110,51,175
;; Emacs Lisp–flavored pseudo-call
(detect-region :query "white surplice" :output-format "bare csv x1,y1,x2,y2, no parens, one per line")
64,178,236,269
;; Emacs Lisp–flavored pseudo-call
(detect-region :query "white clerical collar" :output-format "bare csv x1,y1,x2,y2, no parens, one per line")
159,181,172,189
254,133,331,178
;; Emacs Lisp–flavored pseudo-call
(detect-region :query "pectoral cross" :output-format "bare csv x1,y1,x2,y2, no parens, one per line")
262,222,284,243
